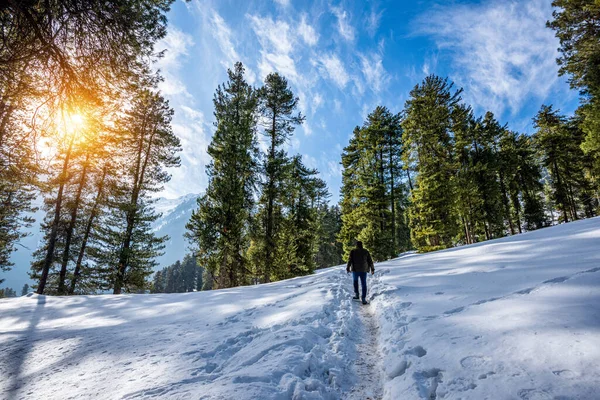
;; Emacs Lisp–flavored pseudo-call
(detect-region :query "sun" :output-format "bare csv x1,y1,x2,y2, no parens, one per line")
70,113,85,128
56,110,87,138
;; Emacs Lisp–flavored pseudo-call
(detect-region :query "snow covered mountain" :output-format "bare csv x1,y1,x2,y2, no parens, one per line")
152,193,200,269
1,217,599,399
2,193,200,292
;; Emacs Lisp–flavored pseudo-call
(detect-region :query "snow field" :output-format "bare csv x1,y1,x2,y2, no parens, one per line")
1,267,374,399
1,217,599,399
369,217,600,399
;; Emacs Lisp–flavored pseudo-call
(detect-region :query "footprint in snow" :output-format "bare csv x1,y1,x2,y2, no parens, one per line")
404,346,427,358
460,355,492,369
552,369,577,378
518,388,553,400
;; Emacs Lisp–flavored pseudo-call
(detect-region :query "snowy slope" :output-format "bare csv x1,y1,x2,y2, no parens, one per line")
1,218,599,400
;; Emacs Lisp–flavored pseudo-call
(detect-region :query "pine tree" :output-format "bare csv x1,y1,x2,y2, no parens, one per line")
196,264,204,292
0,287,16,298
253,72,304,283
21,284,30,296
548,0,600,207
402,76,462,252
534,105,596,222
152,270,165,293
274,155,329,279
186,62,259,289
94,89,180,294
181,254,198,292
547,0,600,93
0,74,37,284
32,110,87,294
68,162,112,295
339,127,363,258
315,205,343,269
339,107,408,260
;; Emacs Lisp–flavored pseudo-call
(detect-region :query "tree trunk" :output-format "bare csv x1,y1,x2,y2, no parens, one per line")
389,143,396,256
58,152,90,294
552,158,569,222
406,168,414,191
69,165,107,295
498,171,514,235
37,138,74,294
114,118,155,294
264,112,277,284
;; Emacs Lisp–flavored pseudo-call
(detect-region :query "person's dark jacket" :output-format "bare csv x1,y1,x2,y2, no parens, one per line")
346,247,374,273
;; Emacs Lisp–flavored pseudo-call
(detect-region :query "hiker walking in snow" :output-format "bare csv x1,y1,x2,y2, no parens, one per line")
346,241,374,304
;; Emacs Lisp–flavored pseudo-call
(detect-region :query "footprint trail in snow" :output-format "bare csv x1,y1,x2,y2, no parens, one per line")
345,284,384,400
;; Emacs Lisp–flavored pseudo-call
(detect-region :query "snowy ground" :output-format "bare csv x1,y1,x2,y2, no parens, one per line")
1,217,599,400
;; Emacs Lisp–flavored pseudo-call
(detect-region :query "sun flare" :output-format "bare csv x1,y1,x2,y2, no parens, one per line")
70,113,84,128
56,110,87,138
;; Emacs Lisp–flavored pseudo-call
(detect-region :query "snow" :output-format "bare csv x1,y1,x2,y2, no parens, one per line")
152,193,199,218
1,217,599,399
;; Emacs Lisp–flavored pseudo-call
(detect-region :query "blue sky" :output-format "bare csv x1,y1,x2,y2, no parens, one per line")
157,0,580,203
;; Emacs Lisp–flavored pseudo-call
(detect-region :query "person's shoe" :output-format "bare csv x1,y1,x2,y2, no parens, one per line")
362,299,368,305
352,294,360,300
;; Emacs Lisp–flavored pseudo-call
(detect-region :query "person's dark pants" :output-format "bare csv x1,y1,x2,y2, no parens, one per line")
353,271,367,301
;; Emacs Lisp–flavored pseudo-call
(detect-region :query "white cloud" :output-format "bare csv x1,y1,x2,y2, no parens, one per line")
303,122,313,136
312,93,323,113
366,8,383,37
416,0,562,115
274,0,290,6
180,105,204,122
157,28,193,69
249,15,300,83
298,14,319,46
164,107,210,198
359,53,389,93
155,28,194,97
249,15,293,55
331,6,354,42
333,99,342,113
319,53,350,88
303,154,318,168
211,11,256,84
327,160,342,178
258,52,298,81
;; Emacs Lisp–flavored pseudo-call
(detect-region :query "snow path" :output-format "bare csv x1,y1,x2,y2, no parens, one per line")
345,293,384,400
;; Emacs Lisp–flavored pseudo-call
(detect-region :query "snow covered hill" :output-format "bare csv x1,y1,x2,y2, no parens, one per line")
1,218,599,399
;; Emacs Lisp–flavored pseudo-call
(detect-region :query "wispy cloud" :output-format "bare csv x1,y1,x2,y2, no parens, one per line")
155,28,194,97
366,7,383,37
331,6,355,42
249,15,294,55
359,52,389,93
298,13,319,46
415,0,562,116
249,15,299,82
319,53,350,89
165,106,210,198
211,10,256,83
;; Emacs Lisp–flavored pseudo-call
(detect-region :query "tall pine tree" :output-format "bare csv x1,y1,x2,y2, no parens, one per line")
186,62,259,289
95,88,180,294
252,73,304,283
402,76,462,252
